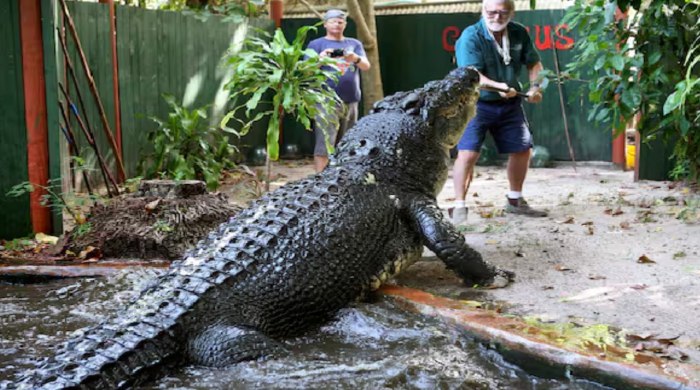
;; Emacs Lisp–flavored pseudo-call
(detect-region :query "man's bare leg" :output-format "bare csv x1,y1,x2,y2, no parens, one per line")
314,155,329,173
506,149,531,194
451,150,480,224
505,148,547,216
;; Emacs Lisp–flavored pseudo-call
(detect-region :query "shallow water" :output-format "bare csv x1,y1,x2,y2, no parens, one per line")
0,270,614,390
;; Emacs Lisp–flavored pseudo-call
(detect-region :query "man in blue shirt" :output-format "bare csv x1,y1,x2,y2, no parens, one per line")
450,0,547,225
307,9,371,173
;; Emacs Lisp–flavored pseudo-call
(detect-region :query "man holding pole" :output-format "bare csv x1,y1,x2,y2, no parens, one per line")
450,0,547,225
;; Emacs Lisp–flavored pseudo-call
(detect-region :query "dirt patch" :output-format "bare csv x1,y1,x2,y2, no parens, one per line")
392,163,700,364
66,180,242,260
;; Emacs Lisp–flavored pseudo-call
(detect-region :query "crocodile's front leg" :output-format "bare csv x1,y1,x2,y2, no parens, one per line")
408,197,514,288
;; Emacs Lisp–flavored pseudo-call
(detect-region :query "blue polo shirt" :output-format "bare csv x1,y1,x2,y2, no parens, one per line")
455,19,540,102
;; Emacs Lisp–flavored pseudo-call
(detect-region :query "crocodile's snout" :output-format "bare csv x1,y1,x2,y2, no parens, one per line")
430,66,481,147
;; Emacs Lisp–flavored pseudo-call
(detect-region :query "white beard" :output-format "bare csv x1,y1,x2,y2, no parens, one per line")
487,19,510,32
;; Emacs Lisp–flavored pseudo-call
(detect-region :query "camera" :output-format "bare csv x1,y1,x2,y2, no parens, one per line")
328,48,346,58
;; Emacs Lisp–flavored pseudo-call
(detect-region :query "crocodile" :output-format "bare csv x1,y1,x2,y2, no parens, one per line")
5,66,513,390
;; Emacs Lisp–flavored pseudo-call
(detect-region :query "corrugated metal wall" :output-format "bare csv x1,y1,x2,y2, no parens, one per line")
281,10,613,162
0,0,32,239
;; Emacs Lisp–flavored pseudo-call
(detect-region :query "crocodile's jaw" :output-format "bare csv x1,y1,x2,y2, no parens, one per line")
437,86,480,148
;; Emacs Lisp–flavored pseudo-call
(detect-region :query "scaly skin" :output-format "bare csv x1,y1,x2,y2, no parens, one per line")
4,66,513,390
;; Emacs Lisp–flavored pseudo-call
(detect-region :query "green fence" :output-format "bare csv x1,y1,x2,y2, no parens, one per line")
64,3,274,181
0,0,31,239
281,10,612,162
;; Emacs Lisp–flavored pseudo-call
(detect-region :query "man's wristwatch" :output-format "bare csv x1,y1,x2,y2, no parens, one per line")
354,57,362,64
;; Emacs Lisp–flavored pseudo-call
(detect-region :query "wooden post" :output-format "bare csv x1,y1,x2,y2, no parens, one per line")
58,0,126,182
19,0,53,234
269,0,283,28
270,0,284,145
99,0,122,172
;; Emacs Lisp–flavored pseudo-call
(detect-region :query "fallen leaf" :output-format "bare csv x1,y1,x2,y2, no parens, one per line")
581,221,594,226
78,246,103,261
626,333,657,341
661,347,689,361
637,255,656,264
612,207,624,216
620,221,631,229
485,240,499,245
460,300,483,308
145,199,162,213
473,193,479,198
557,217,575,224
589,275,606,280
479,211,494,218
638,200,653,208
630,284,648,290
515,251,525,257
585,226,595,235
541,286,554,290
35,233,59,245
604,208,613,215
555,265,571,271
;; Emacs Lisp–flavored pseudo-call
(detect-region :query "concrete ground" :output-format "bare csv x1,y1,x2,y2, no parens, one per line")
260,159,700,365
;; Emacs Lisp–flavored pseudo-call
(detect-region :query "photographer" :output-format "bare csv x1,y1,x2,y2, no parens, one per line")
307,9,371,173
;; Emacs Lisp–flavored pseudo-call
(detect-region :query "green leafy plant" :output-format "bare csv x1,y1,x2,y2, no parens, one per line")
160,0,260,22
138,94,240,190
4,238,34,252
559,0,699,179
6,178,102,226
230,166,282,199
152,219,173,233
663,16,700,180
221,24,344,191
71,222,93,240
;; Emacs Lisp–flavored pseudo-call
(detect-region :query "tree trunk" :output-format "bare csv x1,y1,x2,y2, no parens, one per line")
346,0,383,114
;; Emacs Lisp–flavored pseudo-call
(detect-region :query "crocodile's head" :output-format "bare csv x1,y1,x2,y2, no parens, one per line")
421,66,481,148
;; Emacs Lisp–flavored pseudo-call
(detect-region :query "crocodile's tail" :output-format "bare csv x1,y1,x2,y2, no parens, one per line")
10,279,191,390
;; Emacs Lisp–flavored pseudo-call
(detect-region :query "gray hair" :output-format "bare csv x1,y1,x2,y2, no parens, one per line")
482,0,515,11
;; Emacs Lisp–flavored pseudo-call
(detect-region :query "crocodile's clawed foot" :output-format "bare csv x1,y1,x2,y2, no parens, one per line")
479,269,515,289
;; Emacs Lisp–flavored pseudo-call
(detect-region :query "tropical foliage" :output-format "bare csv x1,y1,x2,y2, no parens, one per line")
220,25,344,178
554,0,699,179
138,94,239,190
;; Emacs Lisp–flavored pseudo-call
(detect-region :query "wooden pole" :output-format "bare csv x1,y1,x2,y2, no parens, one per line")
550,31,577,171
99,0,122,170
58,0,126,182
57,113,94,196
59,83,120,197
19,0,52,234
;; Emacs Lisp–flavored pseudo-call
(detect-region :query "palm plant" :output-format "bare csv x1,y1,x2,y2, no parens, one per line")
221,24,344,191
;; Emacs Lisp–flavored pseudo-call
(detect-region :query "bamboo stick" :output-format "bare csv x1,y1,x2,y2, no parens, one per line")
58,0,126,181
59,83,120,197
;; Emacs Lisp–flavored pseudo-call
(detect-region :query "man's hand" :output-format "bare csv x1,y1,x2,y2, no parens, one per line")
344,51,360,64
526,87,543,103
498,84,518,99
319,48,334,59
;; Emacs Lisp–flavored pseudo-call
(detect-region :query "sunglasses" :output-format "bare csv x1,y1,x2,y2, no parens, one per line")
484,10,511,18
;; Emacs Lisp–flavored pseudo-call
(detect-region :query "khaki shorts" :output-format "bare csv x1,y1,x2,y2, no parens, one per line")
314,102,358,156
